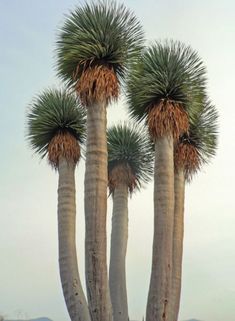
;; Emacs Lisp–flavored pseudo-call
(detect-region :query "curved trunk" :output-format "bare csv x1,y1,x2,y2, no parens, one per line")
58,157,91,321
170,168,185,321
109,183,129,321
84,103,112,321
146,135,174,321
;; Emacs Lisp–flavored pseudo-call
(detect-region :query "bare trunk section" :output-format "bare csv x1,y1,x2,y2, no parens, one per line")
109,183,129,321
170,168,185,321
84,103,112,321
58,158,91,321
146,135,174,321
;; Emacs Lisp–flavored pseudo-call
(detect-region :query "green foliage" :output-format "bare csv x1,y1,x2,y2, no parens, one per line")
56,1,144,87
127,40,207,122
187,99,218,165
107,122,154,190
27,88,86,158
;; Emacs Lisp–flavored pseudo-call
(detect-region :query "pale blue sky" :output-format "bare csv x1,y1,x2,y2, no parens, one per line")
1,1,235,321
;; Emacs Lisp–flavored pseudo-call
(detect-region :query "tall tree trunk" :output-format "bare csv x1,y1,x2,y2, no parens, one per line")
146,135,174,321
58,157,91,321
109,183,129,321
84,103,112,321
170,168,185,321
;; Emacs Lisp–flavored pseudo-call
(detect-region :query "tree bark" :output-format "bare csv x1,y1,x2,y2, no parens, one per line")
170,168,185,321
109,183,129,321
146,135,174,321
84,103,113,321
58,157,91,321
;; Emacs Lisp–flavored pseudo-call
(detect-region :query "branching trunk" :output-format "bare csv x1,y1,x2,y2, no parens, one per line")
109,183,129,321
58,158,91,321
170,168,185,321
146,135,174,321
84,103,112,321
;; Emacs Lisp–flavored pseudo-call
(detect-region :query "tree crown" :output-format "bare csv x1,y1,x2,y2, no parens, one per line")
175,99,218,180
56,1,144,87
127,40,207,133
27,88,86,167
107,122,154,193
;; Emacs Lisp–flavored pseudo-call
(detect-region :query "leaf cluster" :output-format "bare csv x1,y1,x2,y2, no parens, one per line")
56,0,144,87
127,40,207,122
27,89,86,158
107,122,154,191
186,99,218,165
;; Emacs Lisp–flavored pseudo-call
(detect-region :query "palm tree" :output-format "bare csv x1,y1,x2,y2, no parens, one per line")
56,2,144,321
107,123,153,321
171,100,218,321
27,89,90,321
127,40,206,321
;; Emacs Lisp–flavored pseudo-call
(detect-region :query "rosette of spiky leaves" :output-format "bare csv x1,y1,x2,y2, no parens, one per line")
127,40,207,139
56,1,144,105
175,99,218,180
107,123,154,194
27,88,86,168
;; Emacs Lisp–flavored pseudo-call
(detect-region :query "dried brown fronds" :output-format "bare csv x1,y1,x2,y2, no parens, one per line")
75,65,119,106
147,100,189,140
174,141,201,179
48,131,80,168
108,163,137,194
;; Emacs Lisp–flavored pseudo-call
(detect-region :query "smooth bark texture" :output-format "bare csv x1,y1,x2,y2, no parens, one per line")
84,103,112,321
146,135,174,321
109,183,129,321
170,168,185,321
58,158,91,321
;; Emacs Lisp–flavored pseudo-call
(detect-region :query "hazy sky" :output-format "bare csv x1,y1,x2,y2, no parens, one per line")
1,1,235,321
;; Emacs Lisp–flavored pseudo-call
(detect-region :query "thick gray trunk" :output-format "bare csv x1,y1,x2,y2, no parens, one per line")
170,168,185,321
84,103,112,321
58,158,91,321
109,184,129,321
146,135,174,321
